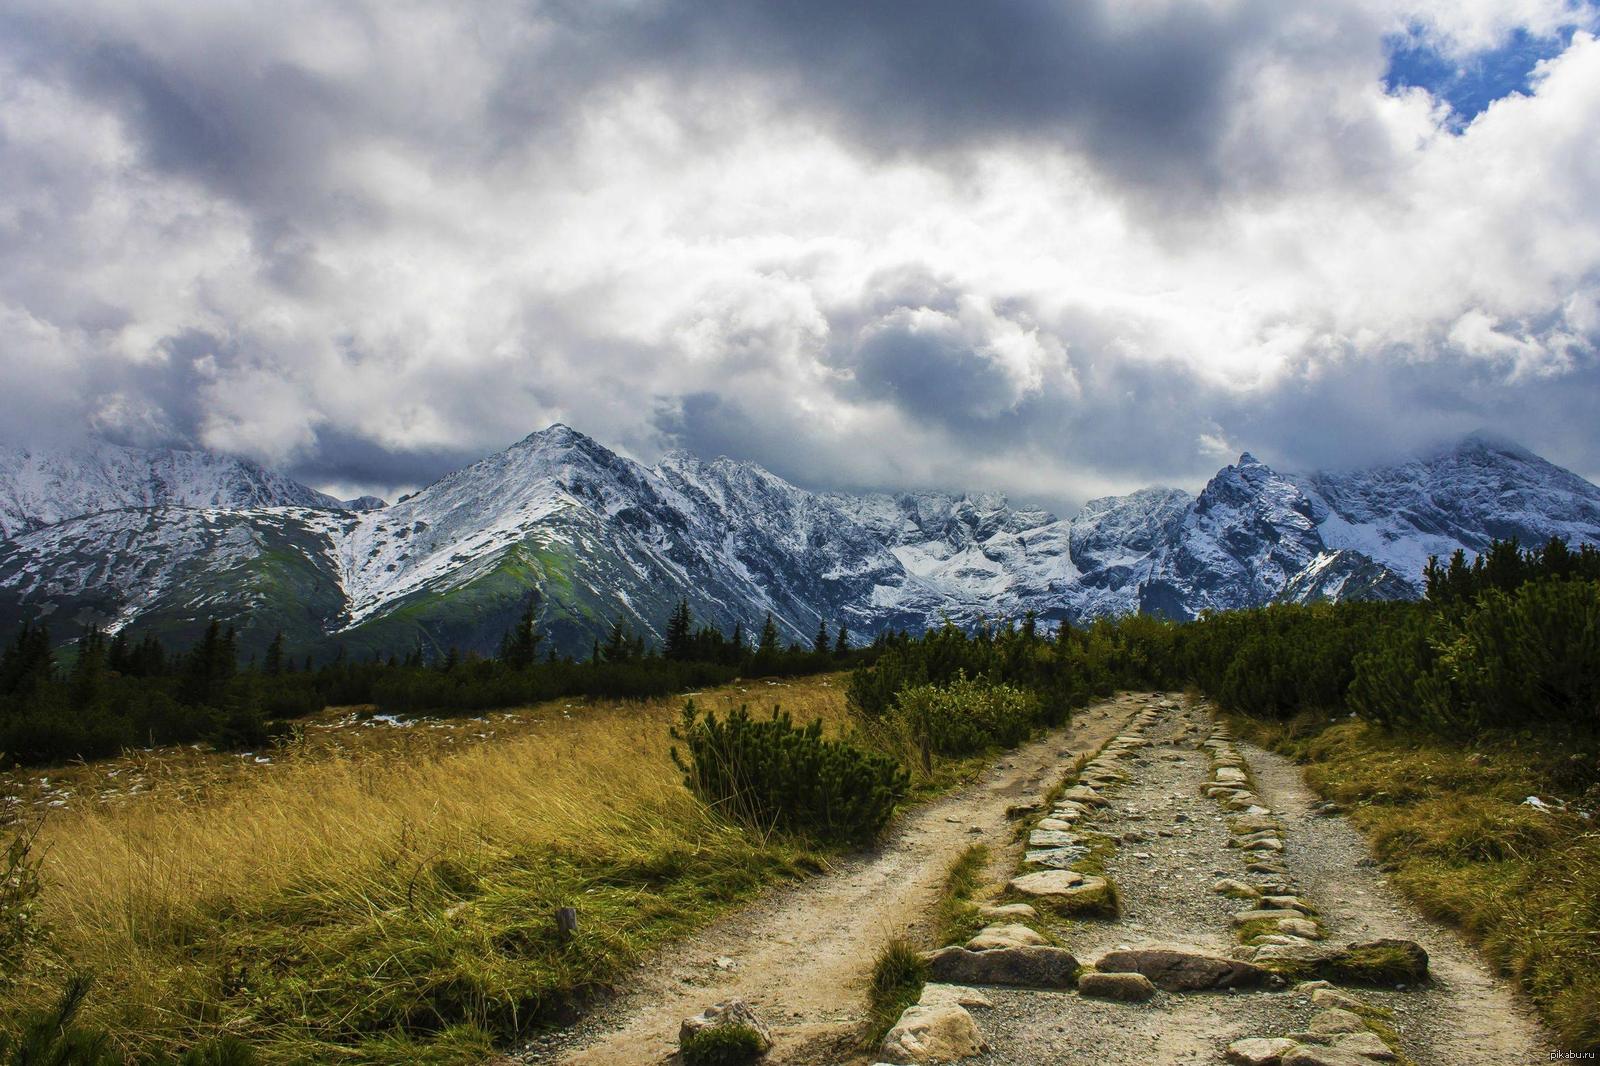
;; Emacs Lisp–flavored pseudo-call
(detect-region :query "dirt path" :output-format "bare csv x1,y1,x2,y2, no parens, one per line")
1240,740,1550,1064
511,694,1150,1066
956,698,1553,1066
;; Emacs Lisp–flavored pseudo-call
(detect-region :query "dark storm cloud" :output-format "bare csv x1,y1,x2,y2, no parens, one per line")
282,426,481,495
538,0,1274,194
0,0,1595,505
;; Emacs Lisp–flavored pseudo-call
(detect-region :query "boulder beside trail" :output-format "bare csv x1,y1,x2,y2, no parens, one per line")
678,998,774,1054
879,1003,987,1064
1077,971,1157,1002
1095,948,1270,992
922,945,1080,988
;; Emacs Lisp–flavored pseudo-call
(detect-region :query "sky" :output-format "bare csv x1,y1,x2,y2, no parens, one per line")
1,0,1598,512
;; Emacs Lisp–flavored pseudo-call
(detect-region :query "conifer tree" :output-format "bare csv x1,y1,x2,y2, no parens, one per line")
497,602,543,668
757,613,780,657
264,631,286,677
813,618,830,655
835,624,849,657
0,621,53,697
665,600,694,661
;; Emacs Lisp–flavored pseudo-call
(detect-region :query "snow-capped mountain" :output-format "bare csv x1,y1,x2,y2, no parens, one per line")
0,439,360,539
823,490,1078,626
1,426,1597,657
1139,453,1327,618
1293,433,1600,590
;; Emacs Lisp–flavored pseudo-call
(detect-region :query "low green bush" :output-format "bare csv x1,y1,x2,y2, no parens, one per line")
679,1024,767,1066
892,673,1042,757
671,702,908,845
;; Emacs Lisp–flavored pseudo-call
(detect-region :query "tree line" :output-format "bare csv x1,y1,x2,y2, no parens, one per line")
0,601,864,768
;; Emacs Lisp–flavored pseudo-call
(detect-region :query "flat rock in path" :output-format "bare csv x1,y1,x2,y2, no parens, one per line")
1310,987,1368,1012
978,902,1038,921
1213,878,1261,899
1094,948,1270,992
1226,1037,1300,1065
1059,785,1107,806
1024,848,1089,871
1034,817,1077,832
1232,814,1282,834
1261,895,1313,913
1008,869,1085,894
918,984,993,1009
1282,1044,1385,1066
1308,1008,1367,1034
1027,829,1079,848
679,998,774,1052
1251,938,1429,983
966,923,1047,951
1077,971,1157,1002
1242,836,1285,851
879,1003,987,1064
1232,908,1307,926
1329,1031,1397,1060
922,946,1080,988
1278,918,1323,940
1250,942,1328,966
1008,870,1110,911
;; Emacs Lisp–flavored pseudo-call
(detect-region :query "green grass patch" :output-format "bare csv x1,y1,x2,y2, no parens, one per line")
931,844,991,948
865,938,927,1047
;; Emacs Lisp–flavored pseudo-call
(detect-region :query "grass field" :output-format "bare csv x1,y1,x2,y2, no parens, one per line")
1233,713,1600,1052
1,675,855,1064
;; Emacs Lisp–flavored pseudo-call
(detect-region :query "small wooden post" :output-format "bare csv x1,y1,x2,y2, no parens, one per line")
555,906,578,941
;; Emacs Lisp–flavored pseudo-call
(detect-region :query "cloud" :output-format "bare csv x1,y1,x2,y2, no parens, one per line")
0,0,1596,510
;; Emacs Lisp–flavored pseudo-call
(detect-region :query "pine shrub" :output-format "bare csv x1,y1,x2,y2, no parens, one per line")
892,673,1042,756
671,702,908,845
679,1024,766,1066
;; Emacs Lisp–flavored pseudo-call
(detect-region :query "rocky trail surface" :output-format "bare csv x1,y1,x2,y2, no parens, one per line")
511,696,1146,1065
511,695,1554,1065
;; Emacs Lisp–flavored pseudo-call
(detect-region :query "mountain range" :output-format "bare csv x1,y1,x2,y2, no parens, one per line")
1,427,1597,659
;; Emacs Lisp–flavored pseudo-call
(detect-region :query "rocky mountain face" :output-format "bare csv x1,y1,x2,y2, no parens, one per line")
0,439,372,539
2,427,1597,657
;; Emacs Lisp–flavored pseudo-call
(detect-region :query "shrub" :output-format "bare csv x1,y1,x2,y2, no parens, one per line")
1350,578,1600,736
671,702,909,845
1,825,46,991
892,674,1042,757
679,1024,767,1066
0,976,117,1066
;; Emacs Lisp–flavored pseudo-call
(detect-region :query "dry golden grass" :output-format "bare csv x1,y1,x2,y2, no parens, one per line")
3,674,852,1064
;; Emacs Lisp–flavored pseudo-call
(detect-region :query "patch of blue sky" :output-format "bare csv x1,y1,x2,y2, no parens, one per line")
1383,8,1599,130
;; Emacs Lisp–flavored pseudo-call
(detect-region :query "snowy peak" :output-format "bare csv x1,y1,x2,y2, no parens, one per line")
1295,434,1600,588
1140,454,1328,619
2,426,1597,657
0,439,347,539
